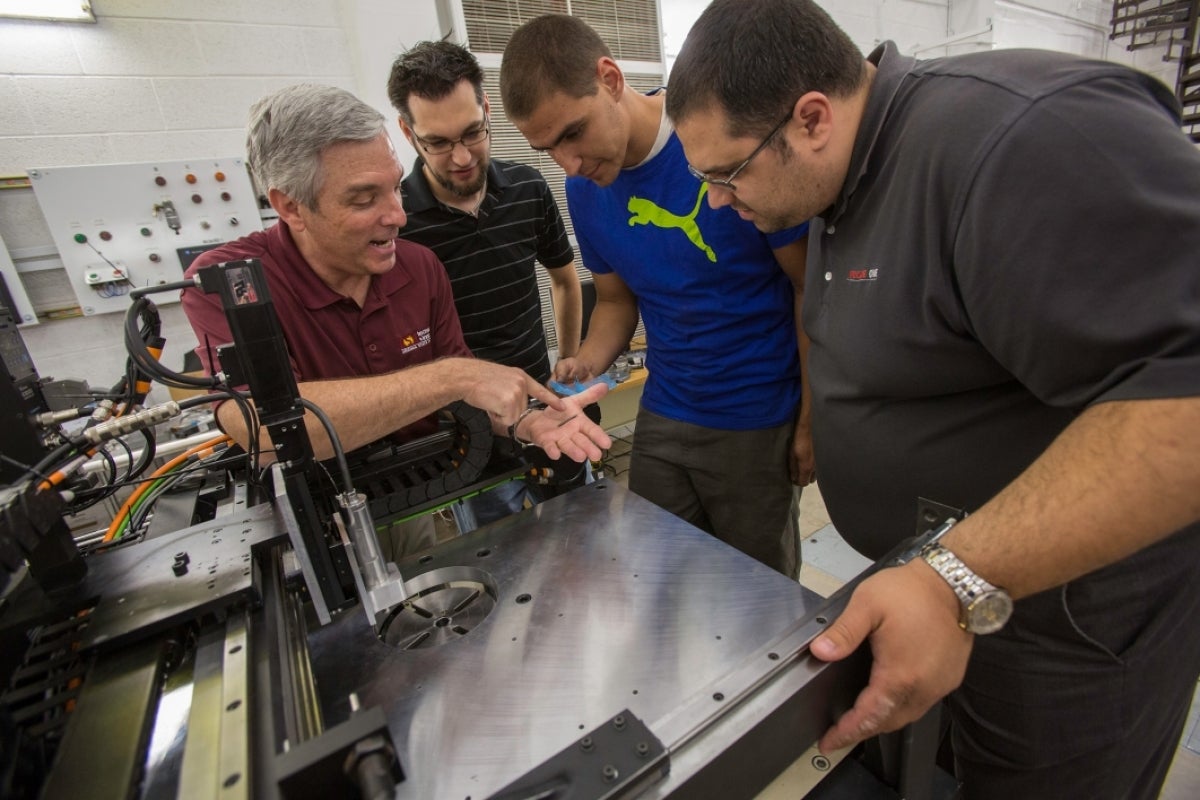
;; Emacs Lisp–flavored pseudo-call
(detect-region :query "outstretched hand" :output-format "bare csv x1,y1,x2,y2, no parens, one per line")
519,381,612,462
809,561,974,754
552,356,596,384
464,362,567,430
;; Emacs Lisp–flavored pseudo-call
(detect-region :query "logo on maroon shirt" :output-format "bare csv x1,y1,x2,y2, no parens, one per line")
847,268,879,282
401,327,432,355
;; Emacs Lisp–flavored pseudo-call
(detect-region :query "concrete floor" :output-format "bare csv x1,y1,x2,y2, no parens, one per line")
595,423,1200,799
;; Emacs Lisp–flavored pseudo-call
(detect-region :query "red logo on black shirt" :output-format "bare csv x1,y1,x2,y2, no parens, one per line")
847,268,879,281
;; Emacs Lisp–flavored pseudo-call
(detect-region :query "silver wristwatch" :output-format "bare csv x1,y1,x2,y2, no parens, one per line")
919,543,1013,635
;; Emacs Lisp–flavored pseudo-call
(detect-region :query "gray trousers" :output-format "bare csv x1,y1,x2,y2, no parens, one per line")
628,406,799,578
376,513,440,564
948,523,1200,799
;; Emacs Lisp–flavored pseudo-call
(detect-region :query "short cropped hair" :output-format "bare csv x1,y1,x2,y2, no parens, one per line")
387,40,486,125
246,83,385,209
666,0,866,138
500,14,611,121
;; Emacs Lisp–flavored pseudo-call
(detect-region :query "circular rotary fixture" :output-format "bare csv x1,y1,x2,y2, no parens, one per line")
378,567,497,650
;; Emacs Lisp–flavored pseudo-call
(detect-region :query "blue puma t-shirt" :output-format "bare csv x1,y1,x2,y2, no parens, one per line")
566,131,806,430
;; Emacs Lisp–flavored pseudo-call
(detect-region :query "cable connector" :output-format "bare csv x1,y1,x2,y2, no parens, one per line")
82,401,181,445
36,408,84,426
194,263,229,294
91,398,115,423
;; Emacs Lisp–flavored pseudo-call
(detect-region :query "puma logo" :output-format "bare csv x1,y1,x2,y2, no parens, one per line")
627,185,717,262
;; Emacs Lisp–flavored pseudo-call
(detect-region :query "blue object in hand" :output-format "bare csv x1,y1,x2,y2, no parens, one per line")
550,374,617,396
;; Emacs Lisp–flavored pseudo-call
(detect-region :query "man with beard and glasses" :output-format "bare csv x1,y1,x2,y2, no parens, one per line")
181,84,610,560
387,41,585,530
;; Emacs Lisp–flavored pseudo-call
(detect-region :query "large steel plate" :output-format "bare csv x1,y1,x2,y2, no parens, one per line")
307,480,845,799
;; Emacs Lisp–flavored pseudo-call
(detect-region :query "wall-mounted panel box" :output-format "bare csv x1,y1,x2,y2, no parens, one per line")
28,158,263,315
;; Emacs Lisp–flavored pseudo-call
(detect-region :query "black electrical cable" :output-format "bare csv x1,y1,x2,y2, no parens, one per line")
24,438,85,486
299,397,353,494
126,428,157,483
177,391,239,410
122,299,158,375
106,433,138,488
66,441,125,513
179,390,264,485
234,395,263,480
96,440,120,484
123,296,216,390
0,453,45,481
130,280,196,298
106,373,130,408
126,304,167,407
196,343,265,478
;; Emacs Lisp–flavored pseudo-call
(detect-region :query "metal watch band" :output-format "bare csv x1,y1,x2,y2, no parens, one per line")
921,543,998,608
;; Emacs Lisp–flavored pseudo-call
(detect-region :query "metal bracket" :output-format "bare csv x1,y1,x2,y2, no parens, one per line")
488,709,669,800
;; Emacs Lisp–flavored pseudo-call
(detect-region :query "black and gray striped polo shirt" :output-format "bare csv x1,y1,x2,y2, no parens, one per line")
399,158,574,384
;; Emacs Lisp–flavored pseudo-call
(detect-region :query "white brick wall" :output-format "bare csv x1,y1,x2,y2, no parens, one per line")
0,0,438,396
0,5,361,176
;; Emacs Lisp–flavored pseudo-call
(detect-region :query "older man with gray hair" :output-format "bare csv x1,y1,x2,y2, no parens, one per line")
181,84,610,557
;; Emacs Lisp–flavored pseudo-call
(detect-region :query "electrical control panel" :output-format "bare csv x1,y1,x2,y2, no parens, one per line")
28,158,263,315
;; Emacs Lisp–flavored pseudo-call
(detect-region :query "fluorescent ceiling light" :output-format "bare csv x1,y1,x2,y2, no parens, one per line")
0,0,95,22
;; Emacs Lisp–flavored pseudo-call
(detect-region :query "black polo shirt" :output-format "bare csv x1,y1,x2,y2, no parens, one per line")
806,42,1200,558
399,158,574,384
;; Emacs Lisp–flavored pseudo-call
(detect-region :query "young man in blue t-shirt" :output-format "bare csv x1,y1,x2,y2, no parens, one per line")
500,14,813,577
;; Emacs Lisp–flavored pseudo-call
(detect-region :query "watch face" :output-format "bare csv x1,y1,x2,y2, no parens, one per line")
966,591,1014,635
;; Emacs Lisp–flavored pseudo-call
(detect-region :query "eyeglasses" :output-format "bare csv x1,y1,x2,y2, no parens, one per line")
413,120,490,155
687,111,792,191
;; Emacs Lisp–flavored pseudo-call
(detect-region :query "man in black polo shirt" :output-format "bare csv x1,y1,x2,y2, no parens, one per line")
667,1,1200,798
388,41,584,528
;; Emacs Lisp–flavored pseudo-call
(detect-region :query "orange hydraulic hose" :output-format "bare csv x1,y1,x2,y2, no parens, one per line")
102,434,231,542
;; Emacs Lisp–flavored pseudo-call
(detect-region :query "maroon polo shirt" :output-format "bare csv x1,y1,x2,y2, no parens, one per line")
180,221,469,441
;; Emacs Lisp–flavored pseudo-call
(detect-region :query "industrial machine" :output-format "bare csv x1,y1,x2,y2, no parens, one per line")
0,260,948,799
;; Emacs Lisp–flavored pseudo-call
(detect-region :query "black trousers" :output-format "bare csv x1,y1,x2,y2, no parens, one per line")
947,523,1200,799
